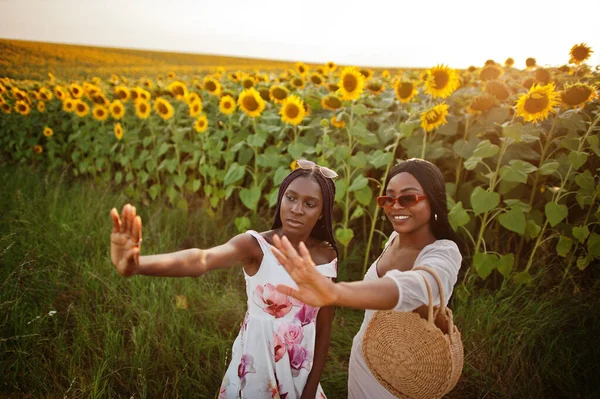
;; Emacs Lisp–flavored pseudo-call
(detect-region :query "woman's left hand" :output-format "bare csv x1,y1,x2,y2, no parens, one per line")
271,235,338,308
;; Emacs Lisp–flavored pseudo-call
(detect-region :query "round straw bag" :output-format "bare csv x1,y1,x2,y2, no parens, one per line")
362,266,463,399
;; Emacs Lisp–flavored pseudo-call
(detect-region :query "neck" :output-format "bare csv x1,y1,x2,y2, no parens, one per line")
277,227,312,249
396,225,436,250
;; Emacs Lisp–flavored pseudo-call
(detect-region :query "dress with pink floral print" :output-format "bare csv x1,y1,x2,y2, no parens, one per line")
219,230,337,399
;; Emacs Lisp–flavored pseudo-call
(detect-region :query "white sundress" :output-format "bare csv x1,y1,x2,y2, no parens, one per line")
219,230,338,399
347,231,462,399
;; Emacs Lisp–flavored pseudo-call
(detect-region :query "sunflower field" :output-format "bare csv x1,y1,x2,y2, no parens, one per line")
1,39,600,397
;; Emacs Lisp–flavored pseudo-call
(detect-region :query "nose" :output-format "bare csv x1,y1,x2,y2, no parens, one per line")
291,201,303,215
391,199,404,210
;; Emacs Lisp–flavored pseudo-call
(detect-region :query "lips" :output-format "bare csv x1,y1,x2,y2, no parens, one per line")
286,218,304,227
390,214,411,221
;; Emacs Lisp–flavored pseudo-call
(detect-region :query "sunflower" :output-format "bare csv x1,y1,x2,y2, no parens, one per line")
331,115,346,128
74,100,90,117
167,71,176,79
238,88,266,118
15,100,30,116
219,95,236,115
291,77,305,90
39,88,52,101
522,78,535,90
110,100,125,120
135,100,151,119
136,87,151,102
114,123,124,140
63,99,75,113
479,65,504,81
485,80,510,101
203,76,222,96
316,67,326,75
70,83,83,99
142,79,153,88
359,68,373,80
13,89,28,102
467,94,498,114
269,85,289,104
515,83,559,123
1,103,10,114
129,88,139,102
37,101,45,112
484,59,496,66
569,43,593,65
420,103,450,132
228,72,240,82
525,58,536,69
194,114,209,133
258,88,270,102
366,80,385,95
279,95,306,126
111,74,120,84
120,76,128,84
326,61,337,73
309,73,325,86
560,83,598,109
43,127,53,137
321,94,343,111
504,58,515,68
392,80,417,103
216,66,226,75
327,83,340,93
189,100,203,118
34,145,43,154
534,68,552,85
557,65,572,74
295,62,309,76
188,92,202,105
90,105,108,121
241,75,256,89
337,66,365,101
424,65,459,98
154,97,174,120
169,81,189,100
84,83,101,97
48,72,55,83
115,86,130,101
92,77,102,86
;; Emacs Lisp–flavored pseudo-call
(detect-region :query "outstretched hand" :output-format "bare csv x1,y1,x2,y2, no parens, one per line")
110,203,142,277
271,235,338,308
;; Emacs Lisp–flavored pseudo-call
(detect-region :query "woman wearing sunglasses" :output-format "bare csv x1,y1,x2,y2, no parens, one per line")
109,160,339,399
270,158,465,399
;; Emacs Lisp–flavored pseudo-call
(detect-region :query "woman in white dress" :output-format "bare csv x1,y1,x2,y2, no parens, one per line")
271,159,465,399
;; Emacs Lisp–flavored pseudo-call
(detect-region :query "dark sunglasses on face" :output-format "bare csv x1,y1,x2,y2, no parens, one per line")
293,159,339,179
376,194,428,208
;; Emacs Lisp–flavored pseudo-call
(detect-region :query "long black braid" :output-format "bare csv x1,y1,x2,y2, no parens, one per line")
271,168,338,258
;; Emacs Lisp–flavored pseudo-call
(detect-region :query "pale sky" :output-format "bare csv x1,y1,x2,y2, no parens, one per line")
1,0,599,69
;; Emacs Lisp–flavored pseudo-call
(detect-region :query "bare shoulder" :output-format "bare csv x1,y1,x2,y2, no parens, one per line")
227,232,263,263
312,240,337,265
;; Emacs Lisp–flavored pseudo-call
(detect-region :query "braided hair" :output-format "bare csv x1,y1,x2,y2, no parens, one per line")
271,168,338,257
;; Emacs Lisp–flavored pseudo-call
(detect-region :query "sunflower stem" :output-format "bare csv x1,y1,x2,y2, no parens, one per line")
420,128,427,159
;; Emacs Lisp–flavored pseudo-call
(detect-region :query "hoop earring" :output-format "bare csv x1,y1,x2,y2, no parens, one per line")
434,214,438,221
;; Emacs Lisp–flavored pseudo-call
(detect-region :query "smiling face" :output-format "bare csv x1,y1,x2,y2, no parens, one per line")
383,172,432,235
279,176,323,235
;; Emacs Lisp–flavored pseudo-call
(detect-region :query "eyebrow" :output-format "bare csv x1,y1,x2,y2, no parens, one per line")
286,189,321,202
386,187,422,194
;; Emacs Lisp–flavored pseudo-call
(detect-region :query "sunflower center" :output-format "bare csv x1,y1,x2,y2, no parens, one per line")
325,96,342,109
292,78,303,87
18,104,26,111
426,111,442,124
397,82,414,98
243,79,253,89
524,93,549,113
285,104,300,119
343,74,358,92
432,71,449,89
173,86,184,96
273,87,287,100
205,81,217,92
224,101,232,109
311,76,323,85
562,86,591,105
158,103,168,114
114,105,123,114
140,103,148,112
243,95,259,112
572,46,590,61
77,103,85,112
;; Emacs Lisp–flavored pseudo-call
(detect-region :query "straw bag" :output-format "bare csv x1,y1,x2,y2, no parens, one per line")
362,266,463,399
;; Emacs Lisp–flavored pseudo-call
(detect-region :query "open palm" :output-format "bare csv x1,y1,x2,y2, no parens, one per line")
271,235,337,308
110,203,142,277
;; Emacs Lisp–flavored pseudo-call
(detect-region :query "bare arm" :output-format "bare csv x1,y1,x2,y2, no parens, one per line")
301,305,334,398
110,204,260,277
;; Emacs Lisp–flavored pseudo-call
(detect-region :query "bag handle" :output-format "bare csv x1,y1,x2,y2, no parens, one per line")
413,266,446,316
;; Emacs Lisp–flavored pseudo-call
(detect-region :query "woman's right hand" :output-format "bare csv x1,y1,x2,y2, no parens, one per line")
110,204,142,277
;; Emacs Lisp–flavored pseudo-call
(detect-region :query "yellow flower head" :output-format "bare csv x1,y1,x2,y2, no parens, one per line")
366,80,385,96
424,65,459,98
39,87,53,101
394,80,418,103
189,100,203,118
321,94,343,111
15,100,31,116
280,95,306,126
504,58,515,68
331,115,346,128
291,76,305,90
63,99,75,113
560,83,598,109
203,76,222,96
326,61,337,73
241,75,256,90
43,127,54,137
359,68,373,81
525,58,536,69
382,70,391,80
467,94,498,114
135,100,151,119
569,43,593,65
1,103,11,114
154,97,174,120
169,81,189,100
479,65,504,81
269,85,289,104
295,62,309,76
34,145,43,154
515,83,559,123
114,86,130,101
114,123,124,140
309,73,325,86
70,83,83,99
110,100,125,120
93,105,109,121
485,80,510,102
238,88,266,118
219,95,236,115
194,114,209,133
420,102,450,132
37,101,46,112
337,66,365,101
74,100,90,117
188,92,202,106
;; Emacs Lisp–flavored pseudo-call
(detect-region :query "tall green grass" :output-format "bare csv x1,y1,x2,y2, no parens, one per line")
1,164,598,398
